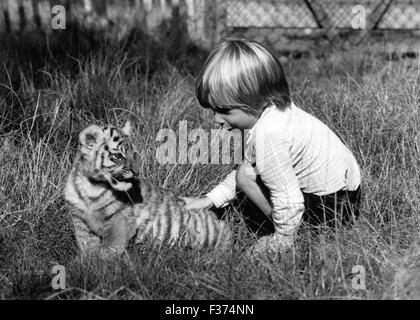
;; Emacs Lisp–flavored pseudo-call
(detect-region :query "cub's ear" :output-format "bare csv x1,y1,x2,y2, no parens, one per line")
121,121,132,136
79,125,104,148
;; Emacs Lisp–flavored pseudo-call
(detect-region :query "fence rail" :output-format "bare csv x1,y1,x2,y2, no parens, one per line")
1,0,420,49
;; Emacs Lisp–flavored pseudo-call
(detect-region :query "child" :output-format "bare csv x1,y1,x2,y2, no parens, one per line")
183,38,361,257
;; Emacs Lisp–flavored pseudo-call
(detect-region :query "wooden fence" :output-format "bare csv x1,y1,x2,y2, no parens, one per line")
0,0,224,48
1,0,420,49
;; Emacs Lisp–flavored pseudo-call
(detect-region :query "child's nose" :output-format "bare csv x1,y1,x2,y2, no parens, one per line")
213,113,225,126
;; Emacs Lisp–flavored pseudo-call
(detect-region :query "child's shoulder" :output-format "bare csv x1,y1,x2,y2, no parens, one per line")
255,103,294,131
252,105,291,141
253,101,329,140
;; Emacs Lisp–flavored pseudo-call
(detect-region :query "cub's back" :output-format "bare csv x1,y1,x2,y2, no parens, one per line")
132,178,231,249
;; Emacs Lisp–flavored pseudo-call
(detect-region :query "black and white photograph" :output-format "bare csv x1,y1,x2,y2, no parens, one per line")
0,0,419,305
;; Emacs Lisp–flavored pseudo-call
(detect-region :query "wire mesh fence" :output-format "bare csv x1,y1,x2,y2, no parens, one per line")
225,0,420,30
379,0,420,28
221,0,420,57
226,0,319,28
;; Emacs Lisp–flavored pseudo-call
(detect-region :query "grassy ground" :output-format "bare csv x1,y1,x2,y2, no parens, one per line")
0,26,419,300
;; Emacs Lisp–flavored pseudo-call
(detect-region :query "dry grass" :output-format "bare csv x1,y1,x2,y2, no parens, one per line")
0,26,419,299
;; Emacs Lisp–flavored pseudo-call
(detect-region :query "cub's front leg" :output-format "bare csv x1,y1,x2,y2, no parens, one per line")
70,207,102,255
101,212,138,255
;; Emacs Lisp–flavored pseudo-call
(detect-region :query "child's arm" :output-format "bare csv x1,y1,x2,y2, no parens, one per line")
255,131,305,252
182,196,213,210
182,170,237,210
205,170,237,208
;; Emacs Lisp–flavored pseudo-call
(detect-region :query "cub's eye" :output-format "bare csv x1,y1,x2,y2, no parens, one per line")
110,153,124,162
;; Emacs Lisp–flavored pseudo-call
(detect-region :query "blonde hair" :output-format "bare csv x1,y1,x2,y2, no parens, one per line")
195,38,291,115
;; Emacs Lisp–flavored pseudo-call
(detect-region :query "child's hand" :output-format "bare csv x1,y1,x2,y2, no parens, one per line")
180,196,214,210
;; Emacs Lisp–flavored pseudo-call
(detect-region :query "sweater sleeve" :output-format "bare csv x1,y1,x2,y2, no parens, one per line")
205,170,237,208
255,131,305,247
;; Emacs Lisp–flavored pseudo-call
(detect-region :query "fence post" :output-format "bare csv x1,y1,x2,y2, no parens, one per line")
184,0,208,48
92,0,107,16
83,0,93,13
160,0,171,19
185,0,196,45
6,0,20,32
21,0,36,32
195,0,206,47
204,0,224,48
143,0,152,12
36,0,52,32
64,0,72,26
143,0,157,33
0,0,6,32
132,0,147,30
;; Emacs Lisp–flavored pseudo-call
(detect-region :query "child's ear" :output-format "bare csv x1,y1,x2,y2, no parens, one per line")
79,125,104,148
121,121,132,136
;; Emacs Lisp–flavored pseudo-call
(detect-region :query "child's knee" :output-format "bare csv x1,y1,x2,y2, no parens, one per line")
236,163,255,191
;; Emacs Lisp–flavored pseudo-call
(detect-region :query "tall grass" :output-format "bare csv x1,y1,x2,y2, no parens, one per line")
0,27,419,299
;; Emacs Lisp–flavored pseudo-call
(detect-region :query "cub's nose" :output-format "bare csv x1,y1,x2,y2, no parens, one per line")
129,153,140,176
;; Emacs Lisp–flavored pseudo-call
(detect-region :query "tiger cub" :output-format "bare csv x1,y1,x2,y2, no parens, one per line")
64,121,231,256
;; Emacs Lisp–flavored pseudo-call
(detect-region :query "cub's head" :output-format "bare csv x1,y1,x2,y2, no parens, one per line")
78,121,140,192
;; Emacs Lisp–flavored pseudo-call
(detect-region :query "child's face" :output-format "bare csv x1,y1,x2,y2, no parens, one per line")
212,109,258,130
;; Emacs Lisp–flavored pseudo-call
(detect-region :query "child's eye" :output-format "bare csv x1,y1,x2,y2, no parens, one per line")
214,107,231,115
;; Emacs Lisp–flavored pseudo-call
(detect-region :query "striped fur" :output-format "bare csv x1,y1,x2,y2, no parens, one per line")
64,121,231,256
